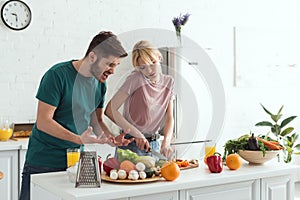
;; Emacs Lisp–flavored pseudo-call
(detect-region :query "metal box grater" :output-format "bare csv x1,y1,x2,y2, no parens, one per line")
75,151,101,188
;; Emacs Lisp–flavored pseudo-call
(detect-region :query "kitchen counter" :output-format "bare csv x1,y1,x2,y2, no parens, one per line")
0,138,29,151
31,161,300,200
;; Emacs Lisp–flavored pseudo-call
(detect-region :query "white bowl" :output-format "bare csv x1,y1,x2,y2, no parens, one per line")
238,150,280,164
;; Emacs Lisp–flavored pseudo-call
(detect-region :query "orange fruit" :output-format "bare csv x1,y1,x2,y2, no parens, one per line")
161,161,180,181
119,160,136,173
226,154,242,170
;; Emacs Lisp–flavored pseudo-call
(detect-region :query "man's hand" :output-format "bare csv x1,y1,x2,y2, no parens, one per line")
80,126,108,144
109,129,135,146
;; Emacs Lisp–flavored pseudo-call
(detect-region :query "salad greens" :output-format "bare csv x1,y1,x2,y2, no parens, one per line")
222,133,270,162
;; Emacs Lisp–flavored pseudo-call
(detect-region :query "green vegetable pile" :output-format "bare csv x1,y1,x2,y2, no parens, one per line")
223,134,249,161
117,149,138,163
222,133,273,162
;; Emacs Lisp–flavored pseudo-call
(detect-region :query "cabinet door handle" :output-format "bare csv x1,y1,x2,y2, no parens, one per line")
0,171,3,180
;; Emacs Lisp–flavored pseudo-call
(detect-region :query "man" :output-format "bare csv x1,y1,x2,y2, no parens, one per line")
19,31,133,200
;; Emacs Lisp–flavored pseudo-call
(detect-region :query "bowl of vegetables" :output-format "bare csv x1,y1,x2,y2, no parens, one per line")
223,133,283,164
237,150,280,164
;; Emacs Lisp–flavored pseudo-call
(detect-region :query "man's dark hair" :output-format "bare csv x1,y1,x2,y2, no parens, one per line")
85,31,128,58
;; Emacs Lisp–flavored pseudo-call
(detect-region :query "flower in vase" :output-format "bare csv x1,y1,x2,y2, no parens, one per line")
172,13,190,43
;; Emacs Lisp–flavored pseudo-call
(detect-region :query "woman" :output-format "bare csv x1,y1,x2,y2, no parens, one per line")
105,40,174,159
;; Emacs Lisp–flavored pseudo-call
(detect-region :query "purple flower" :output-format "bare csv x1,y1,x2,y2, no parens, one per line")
172,17,181,29
180,13,190,26
172,13,190,34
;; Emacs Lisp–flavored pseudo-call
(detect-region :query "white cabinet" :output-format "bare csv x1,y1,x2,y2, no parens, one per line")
31,184,62,200
180,175,295,200
129,190,178,200
19,149,27,190
0,150,19,200
261,175,294,200
181,179,260,200
0,139,28,199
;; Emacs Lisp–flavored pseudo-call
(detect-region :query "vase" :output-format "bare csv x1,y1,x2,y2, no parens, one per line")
177,35,182,47
176,30,182,47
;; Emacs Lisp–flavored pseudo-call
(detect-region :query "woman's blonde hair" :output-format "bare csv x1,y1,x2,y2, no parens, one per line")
132,40,162,68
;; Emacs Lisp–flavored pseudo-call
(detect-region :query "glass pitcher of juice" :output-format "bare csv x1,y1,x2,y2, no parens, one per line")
204,141,216,164
0,117,13,141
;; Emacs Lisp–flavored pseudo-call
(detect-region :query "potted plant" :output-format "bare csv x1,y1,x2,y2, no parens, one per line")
255,104,300,163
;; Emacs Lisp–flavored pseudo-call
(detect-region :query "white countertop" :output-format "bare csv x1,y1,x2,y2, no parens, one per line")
0,138,29,151
31,161,300,200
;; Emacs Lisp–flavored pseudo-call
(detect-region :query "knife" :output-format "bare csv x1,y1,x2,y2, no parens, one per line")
170,139,212,146
148,147,168,160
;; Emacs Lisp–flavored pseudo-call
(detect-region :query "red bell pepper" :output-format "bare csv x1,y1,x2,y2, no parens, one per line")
206,152,223,173
103,154,120,175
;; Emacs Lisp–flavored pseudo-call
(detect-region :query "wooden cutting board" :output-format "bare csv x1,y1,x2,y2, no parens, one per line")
101,174,162,184
177,159,199,170
179,162,199,170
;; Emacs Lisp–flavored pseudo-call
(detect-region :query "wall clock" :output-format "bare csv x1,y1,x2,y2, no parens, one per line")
1,0,31,31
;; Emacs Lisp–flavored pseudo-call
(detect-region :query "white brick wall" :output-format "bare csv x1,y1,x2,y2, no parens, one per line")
0,0,300,148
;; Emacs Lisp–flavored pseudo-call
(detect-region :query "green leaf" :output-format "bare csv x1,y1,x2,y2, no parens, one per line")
271,114,282,123
284,136,294,146
280,116,297,128
295,144,300,150
294,133,299,141
255,121,273,126
280,127,294,136
277,105,284,116
271,126,276,135
260,104,273,116
285,146,293,152
286,135,292,142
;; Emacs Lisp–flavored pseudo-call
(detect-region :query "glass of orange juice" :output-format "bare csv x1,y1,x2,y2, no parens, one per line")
204,141,216,164
0,117,14,141
67,148,80,167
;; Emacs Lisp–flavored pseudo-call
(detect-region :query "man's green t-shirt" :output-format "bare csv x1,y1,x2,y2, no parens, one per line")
26,60,106,169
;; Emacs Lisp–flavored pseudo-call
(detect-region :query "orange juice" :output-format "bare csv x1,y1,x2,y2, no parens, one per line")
0,128,13,141
205,145,216,158
204,142,216,164
67,149,80,167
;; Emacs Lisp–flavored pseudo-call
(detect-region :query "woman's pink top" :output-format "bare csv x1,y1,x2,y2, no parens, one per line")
119,71,174,134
